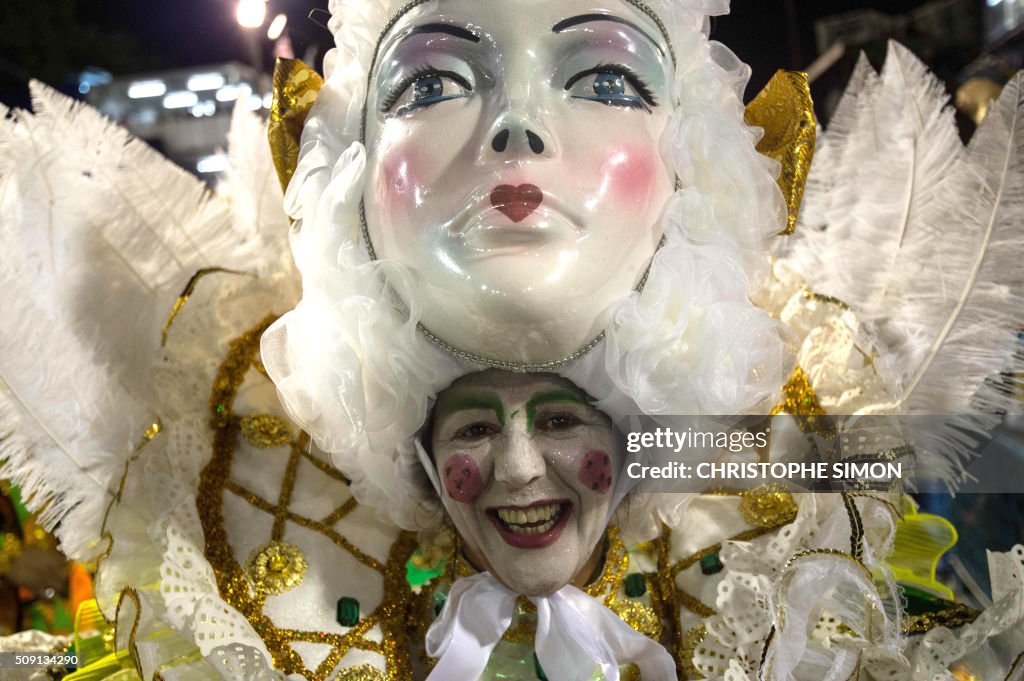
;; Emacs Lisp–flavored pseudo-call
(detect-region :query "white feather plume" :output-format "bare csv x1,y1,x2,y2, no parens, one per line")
783,44,1024,483
220,105,290,271
0,83,289,558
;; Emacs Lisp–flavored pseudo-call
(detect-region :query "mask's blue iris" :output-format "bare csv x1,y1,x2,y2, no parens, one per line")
593,73,626,98
414,75,444,102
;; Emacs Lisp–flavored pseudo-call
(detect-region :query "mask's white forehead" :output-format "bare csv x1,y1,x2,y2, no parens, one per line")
327,0,717,56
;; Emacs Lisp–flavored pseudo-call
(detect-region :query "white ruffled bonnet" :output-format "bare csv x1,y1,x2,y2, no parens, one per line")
260,0,796,530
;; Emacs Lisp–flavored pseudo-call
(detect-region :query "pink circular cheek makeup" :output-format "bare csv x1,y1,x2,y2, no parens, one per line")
597,145,661,205
578,450,613,494
443,453,484,503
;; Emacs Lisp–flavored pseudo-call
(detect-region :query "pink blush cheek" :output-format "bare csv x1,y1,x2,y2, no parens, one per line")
598,147,659,203
379,149,419,200
579,450,613,494
443,454,484,503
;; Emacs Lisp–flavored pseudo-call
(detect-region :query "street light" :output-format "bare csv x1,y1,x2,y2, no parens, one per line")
267,13,288,40
236,0,267,29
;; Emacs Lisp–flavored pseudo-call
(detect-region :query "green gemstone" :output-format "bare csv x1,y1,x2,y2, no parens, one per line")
433,591,447,616
700,552,724,575
533,652,548,681
336,597,359,627
215,404,225,415
625,572,647,598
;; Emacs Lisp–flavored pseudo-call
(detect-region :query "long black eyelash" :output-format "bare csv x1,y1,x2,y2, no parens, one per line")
564,63,659,107
380,65,472,113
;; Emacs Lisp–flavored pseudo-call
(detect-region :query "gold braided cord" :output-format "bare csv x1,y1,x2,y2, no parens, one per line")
160,268,251,347
842,493,865,562
902,604,979,635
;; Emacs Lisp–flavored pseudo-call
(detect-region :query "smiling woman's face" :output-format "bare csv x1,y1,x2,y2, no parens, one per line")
363,0,675,365
430,370,617,596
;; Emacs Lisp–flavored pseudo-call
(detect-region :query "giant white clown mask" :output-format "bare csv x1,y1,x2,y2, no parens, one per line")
362,0,676,365
429,370,618,596
264,0,795,530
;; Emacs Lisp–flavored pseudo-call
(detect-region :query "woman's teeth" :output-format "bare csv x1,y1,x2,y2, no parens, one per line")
496,503,561,535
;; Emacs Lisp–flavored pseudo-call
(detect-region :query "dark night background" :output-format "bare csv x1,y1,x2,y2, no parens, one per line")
0,0,990,112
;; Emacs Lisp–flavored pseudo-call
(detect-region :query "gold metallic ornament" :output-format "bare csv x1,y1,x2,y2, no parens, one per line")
739,484,799,528
245,541,308,595
239,414,292,449
269,59,324,192
744,70,817,235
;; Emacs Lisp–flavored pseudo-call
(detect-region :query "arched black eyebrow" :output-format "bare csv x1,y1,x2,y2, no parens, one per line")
407,23,481,43
552,14,664,57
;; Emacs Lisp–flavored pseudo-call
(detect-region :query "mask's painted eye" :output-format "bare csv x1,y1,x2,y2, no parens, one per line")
414,75,444,101
565,65,656,113
382,68,472,115
592,73,626,97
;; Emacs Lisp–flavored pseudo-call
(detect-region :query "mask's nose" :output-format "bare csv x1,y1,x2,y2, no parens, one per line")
490,128,545,155
481,72,556,163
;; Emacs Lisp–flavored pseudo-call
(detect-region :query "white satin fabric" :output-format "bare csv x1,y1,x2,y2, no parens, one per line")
425,572,677,681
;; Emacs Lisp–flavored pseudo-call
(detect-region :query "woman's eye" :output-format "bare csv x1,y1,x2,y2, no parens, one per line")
383,70,472,115
453,422,500,440
535,413,583,432
565,67,655,113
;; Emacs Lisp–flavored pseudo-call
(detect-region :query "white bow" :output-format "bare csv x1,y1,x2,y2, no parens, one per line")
425,572,677,681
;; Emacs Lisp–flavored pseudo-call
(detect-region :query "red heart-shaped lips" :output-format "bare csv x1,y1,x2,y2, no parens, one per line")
490,184,543,223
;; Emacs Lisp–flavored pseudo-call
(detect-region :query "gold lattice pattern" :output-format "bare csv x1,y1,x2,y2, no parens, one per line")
197,316,417,680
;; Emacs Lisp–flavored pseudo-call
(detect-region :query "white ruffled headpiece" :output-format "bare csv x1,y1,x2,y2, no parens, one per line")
261,0,795,531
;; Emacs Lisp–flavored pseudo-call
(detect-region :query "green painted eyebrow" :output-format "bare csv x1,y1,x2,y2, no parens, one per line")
525,389,588,431
437,392,505,426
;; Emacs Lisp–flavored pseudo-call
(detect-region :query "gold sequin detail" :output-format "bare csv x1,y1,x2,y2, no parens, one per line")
336,664,386,680
585,525,630,606
245,541,308,595
739,485,799,528
197,316,417,679
270,59,324,192
771,365,836,438
744,70,816,236
610,600,663,640
680,624,707,680
239,414,292,448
